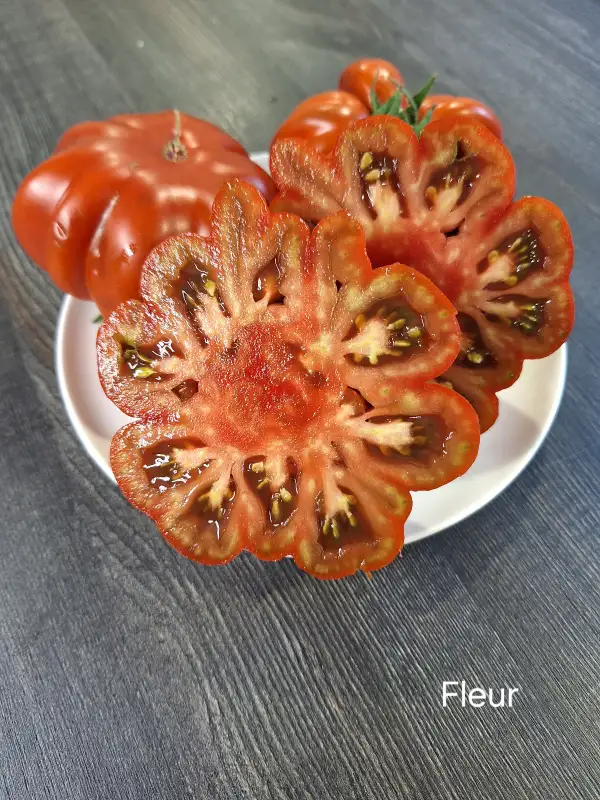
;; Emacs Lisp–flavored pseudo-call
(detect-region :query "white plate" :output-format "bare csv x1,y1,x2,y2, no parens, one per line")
54,152,567,544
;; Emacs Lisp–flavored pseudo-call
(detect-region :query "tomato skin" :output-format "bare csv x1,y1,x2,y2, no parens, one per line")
98,179,480,579
271,91,368,156
420,95,503,139
338,58,403,108
12,111,275,315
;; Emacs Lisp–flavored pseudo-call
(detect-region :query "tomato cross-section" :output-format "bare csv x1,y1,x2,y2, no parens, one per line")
270,116,574,431
98,180,480,579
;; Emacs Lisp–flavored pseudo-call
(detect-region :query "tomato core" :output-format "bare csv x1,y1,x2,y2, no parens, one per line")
201,322,343,451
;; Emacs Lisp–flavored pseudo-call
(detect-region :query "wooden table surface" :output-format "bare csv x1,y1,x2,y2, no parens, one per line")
1,0,599,797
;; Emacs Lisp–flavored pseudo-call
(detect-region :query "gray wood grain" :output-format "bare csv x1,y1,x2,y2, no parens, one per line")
0,0,598,797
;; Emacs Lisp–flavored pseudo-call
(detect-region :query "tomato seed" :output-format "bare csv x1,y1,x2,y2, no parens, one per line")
359,152,373,171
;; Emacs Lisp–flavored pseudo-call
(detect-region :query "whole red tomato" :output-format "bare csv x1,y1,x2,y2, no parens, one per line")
338,57,404,107
98,180,479,578
12,110,275,317
272,57,502,154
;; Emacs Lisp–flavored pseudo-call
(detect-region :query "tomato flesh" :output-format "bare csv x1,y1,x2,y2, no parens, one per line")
270,118,574,432
200,321,343,452
98,181,480,578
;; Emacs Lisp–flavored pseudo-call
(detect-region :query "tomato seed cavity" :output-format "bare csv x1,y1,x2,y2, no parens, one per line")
425,141,483,212
172,378,199,401
245,457,298,528
120,338,177,381
344,294,427,366
484,295,547,336
316,489,374,551
141,438,210,492
365,413,446,463
358,151,406,220
480,228,544,290
253,258,285,304
456,313,496,368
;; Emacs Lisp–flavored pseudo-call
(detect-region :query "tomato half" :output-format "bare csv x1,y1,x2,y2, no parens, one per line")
270,117,574,431
12,111,275,316
98,180,479,579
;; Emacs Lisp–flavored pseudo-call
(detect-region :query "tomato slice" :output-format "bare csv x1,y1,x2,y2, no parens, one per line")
436,369,500,434
454,196,574,357
270,117,573,431
98,181,480,579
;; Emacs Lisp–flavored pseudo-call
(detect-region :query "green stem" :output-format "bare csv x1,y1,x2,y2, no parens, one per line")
369,73,437,136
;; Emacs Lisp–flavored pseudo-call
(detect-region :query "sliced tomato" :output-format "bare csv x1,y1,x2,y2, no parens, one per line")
98,180,480,579
454,196,574,357
270,117,573,431
436,370,501,434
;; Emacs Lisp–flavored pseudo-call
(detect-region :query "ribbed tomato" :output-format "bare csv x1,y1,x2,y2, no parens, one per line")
270,117,574,431
12,111,275,316
97,180,480,579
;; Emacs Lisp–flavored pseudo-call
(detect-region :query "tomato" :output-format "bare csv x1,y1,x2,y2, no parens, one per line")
270,117,574,432
338,58,403,108
420,95,502,139
12,110,275,317
271,91,369,157
272,59,403,157
97,180,480,579
272,58,502,156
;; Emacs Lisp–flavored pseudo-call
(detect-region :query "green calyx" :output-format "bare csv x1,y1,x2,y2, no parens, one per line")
369,74,436,136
